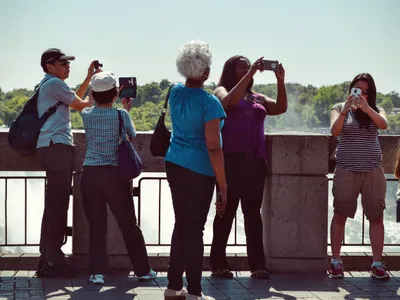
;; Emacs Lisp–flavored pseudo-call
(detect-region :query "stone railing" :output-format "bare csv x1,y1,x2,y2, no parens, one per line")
0,132,399,272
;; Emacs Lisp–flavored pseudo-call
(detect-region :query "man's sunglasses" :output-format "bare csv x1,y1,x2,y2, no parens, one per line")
45,59,70,66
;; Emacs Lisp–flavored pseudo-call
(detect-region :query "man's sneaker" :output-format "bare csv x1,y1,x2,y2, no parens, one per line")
89,274,106,285
164,287,188,300
186,293,215,300
370,262,390,280
137,269,157,281
328,259,344,278
35,262,79,278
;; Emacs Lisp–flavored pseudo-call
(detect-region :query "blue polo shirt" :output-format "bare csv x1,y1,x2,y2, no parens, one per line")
36,74,76,148
165,83,226,177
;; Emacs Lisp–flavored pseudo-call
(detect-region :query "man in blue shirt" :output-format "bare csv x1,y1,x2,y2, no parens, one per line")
36,48,98,278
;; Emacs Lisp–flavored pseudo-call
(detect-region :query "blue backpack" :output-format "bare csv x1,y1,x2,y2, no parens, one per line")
8,79,61,156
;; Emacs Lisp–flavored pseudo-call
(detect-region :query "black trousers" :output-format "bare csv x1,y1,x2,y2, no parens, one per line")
81,166,150,275
166,162,215,296
210,153,267,272
37,143,74,265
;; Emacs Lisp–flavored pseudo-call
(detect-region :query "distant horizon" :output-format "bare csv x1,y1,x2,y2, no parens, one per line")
1,78,398,95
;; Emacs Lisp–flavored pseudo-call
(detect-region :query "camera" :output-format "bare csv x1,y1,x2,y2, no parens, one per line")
94,60,103,70
262,60,279,71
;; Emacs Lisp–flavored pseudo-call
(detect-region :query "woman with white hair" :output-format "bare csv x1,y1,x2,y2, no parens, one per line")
163,41,227,300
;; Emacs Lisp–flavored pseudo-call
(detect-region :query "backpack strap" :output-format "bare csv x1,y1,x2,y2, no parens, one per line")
37,78,64,120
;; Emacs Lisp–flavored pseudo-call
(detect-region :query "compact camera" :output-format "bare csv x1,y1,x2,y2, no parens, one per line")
262,60,279,71
94,60,103,70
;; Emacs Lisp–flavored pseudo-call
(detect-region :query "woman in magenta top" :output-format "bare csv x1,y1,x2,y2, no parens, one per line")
210,56,287,279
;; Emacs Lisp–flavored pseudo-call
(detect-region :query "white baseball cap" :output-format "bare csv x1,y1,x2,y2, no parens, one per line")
91,71,118,92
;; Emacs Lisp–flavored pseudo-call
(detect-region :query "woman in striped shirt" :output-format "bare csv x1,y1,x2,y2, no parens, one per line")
328,73,389,280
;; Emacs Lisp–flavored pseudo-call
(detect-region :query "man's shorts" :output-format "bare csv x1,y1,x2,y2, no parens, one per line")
332,165,386,220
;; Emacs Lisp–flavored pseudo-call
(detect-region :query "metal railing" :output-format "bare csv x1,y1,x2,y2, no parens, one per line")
1,174,399,250
327,176,400,247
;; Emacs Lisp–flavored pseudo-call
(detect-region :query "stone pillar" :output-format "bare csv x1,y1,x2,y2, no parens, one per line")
262,134,329,272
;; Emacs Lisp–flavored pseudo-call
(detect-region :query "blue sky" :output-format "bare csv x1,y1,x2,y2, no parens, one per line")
0,0,399,94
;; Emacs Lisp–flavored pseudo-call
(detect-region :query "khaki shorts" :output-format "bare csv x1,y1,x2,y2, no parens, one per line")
332,165,386,220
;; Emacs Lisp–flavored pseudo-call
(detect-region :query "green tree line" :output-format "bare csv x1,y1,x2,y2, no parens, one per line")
1,81,400,134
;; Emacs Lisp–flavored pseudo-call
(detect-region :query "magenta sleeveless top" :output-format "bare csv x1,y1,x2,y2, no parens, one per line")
222,93,267,160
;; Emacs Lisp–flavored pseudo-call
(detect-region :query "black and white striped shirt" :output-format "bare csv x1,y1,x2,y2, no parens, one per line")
333,103,382,172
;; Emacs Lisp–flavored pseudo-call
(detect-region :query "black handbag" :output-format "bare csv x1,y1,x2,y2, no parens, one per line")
117,109,144,180
150,84,175,157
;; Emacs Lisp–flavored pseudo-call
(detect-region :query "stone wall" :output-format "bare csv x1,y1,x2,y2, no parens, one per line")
0,132,399,272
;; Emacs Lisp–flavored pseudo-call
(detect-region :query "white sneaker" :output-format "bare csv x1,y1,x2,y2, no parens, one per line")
137,268,157,281
164,287,188,299
89,274,106,285
186,293,215,300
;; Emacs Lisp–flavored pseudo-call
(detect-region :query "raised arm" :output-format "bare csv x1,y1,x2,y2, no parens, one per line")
260,64,287,115
215,57,264,110
358,96,388,129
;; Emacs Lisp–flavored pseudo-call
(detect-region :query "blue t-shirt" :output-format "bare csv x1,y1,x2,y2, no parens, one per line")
82,108,136,166
165,83,226,176
37,74,76,148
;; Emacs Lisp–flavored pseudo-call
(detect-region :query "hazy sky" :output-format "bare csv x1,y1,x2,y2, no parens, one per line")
0,0,399,94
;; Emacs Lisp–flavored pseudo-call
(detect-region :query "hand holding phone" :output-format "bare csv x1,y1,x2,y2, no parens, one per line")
350,88,362,109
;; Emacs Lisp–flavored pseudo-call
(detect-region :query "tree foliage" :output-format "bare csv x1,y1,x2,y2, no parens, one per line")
1,79,400,135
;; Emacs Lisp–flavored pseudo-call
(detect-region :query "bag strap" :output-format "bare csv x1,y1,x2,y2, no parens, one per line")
162,83,176,112
117,109,123,138
37,78,63,121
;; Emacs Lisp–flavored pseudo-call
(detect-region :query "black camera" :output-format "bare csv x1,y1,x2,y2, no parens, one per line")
94,60,103,70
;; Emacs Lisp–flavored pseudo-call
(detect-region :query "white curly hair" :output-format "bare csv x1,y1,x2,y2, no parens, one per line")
176,40,212,79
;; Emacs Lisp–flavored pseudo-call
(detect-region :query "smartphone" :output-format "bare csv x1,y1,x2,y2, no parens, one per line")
262,60,279,71
119,77,137,99
351,87,362,98
94,60,103,70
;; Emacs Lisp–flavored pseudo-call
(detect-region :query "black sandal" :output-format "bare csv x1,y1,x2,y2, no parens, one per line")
211,268,234,279
251,269,270,279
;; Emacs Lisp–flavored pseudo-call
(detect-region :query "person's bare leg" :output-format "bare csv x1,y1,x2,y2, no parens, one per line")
369,217,384,262
330,213,347,260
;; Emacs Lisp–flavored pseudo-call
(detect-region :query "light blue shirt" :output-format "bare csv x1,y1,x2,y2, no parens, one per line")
165,83,226,177
36,74,76,148
82,108,136,166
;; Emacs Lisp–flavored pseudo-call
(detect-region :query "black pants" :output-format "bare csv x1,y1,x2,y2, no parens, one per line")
37,143,74,265
81,166,150,275
166,162,215,296
210,153,267,272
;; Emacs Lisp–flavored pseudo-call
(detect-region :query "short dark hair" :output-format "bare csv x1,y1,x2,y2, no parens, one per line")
349,73,378,128
92,87,118,104
218,55,253,92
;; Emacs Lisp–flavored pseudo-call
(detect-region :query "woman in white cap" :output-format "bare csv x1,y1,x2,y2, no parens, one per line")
80,71,156,285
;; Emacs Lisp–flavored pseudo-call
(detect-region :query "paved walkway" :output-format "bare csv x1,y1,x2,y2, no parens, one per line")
0,270,399,299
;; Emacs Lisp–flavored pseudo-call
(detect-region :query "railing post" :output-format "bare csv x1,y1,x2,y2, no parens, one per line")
262,134,329,272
